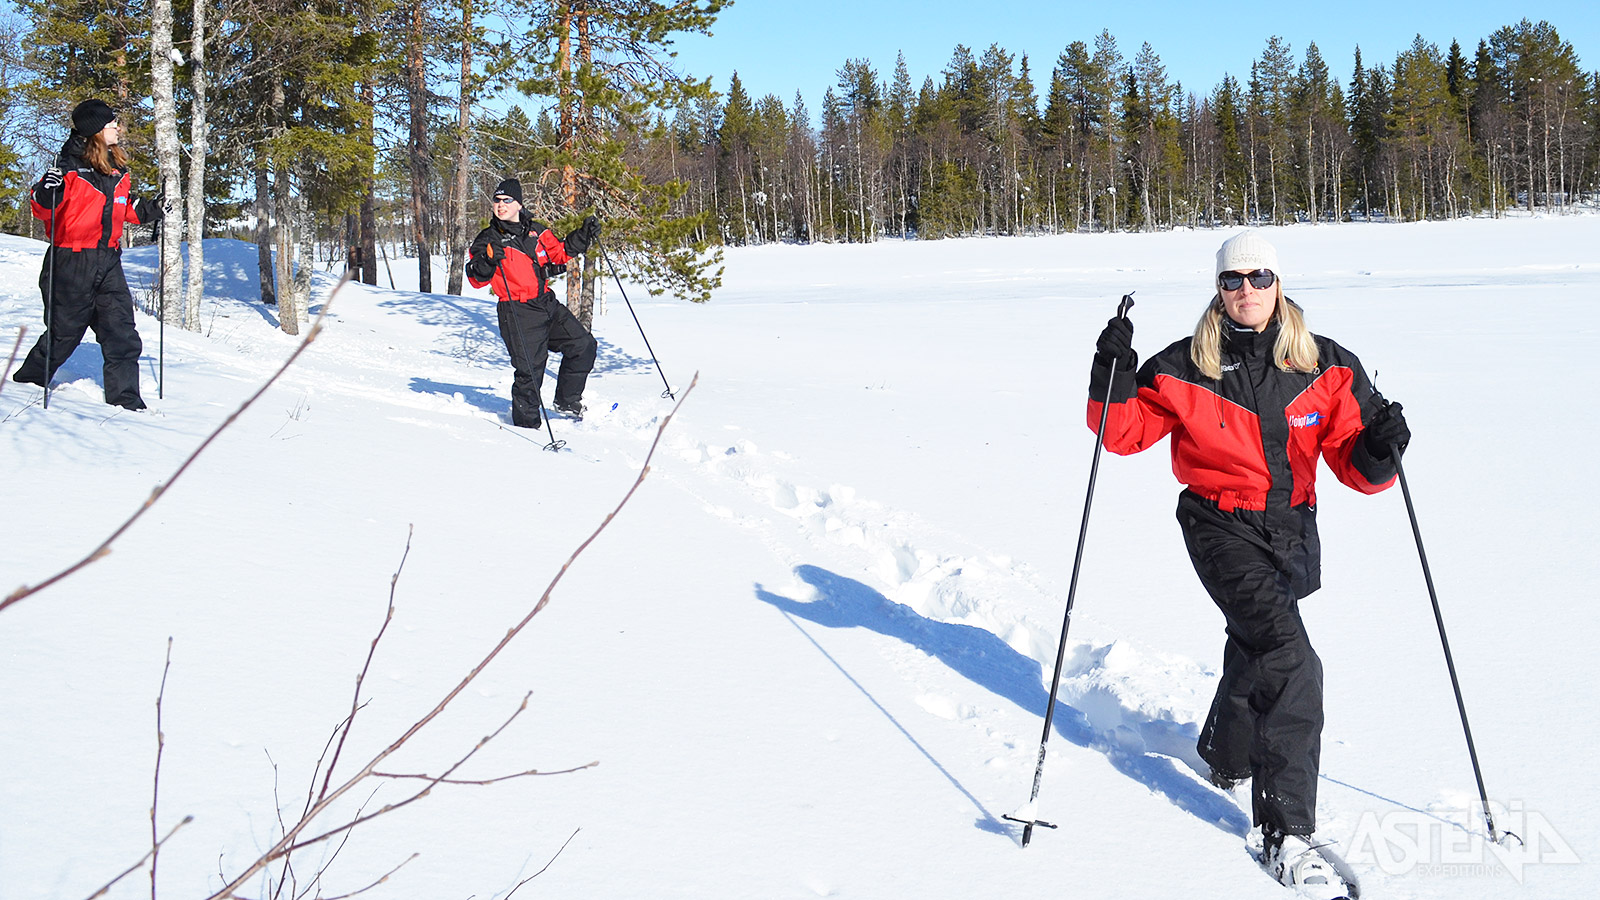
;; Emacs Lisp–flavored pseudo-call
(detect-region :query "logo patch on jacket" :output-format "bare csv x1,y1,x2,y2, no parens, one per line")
1288,411,1323,427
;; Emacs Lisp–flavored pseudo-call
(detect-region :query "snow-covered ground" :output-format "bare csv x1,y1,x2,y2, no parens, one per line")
2,217,1595,899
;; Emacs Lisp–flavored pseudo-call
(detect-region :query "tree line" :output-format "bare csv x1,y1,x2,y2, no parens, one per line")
659,20,1596,245
0,0,726,337
0,7,1593,334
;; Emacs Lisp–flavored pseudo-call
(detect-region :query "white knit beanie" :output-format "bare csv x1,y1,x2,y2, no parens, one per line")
1216,230,1280,275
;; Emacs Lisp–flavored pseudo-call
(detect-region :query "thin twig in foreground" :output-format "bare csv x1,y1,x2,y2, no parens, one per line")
320,525,411,804
0,327,24,397
2,273,352,614
370,764,595,785
152,638,174,900
504,829,581,900
82,816,194,900
317,853,419,900
203,374,698,900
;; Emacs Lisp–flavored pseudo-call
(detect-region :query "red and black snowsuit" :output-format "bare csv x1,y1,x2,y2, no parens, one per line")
466,212,596,427
1088,314,1397,837
13,135,159,409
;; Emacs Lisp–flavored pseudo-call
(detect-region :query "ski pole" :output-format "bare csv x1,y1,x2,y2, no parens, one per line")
1007,292,1134,848
157,209,166,399
595,238,674,400
43,181,58,411
1388,420,1516,846
540,397,565,452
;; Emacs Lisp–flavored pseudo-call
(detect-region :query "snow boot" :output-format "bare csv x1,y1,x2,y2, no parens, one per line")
1262,829,1356,900
555,399,585,420
1208,766,1247,791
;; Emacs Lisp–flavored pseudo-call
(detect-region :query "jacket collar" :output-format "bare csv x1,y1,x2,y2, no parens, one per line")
1221,317,1281,358
491,211,531,238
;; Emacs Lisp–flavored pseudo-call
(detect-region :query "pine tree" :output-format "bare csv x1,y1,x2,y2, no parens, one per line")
513,0,725,317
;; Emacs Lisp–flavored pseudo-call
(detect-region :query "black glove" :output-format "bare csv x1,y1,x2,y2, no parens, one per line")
465,239,501,281
1363,401,1410,459
1095,316,1136,371
35,168,64,209
138,192,164,224
565,214,600,255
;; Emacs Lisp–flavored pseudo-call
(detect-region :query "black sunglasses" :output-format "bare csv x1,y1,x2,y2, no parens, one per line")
492,195,517,204
1218,269,1276,291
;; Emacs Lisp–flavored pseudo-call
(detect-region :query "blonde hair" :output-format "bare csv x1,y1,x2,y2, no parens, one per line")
82,131,129,176
1190,279,1320,380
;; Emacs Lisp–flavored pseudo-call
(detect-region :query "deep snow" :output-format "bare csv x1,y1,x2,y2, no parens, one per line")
1,217,1595,899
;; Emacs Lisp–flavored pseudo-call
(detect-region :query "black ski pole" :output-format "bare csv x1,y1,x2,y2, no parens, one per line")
1388,421,1516,845
595,239,675,400
43,178,58,411
540,399,565,452
157,210,166,399
1006,292,1134,847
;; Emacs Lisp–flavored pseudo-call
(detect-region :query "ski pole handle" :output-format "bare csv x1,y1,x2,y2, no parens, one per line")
1116,292,1135,319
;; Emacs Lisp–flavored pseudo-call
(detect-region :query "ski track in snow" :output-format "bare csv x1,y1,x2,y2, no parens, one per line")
645,410,1251,835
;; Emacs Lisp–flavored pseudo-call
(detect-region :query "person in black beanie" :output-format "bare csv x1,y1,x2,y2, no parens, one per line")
465,178,600,428
12,99,162,410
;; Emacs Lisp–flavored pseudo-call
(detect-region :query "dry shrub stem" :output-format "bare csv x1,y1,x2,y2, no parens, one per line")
504,828,582,900
202,373,700,899
0,327,24,396
81,817,194,900
152,638,174,900
1,273,352,615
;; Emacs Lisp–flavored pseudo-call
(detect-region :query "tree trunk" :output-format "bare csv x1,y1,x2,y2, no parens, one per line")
150,0,184,326
183,0,208,330
446,0,473,296
293,177,314,318
271,82,298,335
360,83,378,285
255,157,275,308
407,1,433,293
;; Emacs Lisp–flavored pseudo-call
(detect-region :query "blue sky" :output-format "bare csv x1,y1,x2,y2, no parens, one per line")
670,0,1598,111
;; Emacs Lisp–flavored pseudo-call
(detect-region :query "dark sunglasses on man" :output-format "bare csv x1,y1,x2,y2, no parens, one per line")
1218,268,1277,291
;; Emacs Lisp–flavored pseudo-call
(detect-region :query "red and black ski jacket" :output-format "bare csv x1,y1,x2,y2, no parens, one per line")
1088,315,1397,517
466,212,576,303
31,137,157,251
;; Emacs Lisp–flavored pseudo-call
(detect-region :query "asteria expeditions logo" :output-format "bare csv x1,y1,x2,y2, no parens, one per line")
1342,801,1579,882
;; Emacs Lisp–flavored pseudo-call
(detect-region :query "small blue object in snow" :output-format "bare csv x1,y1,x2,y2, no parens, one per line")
610,403,618,412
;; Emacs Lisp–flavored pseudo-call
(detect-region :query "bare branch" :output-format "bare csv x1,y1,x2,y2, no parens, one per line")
151,638,175,900
204,375,699,899
370,763,597,785
2,273,354,615
320,525,412,804
82,816,194,900
318,853,419,900
0,327,24,397
504,828,581,900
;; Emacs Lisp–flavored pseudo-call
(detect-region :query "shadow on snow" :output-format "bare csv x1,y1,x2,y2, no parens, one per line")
755,564,1251,840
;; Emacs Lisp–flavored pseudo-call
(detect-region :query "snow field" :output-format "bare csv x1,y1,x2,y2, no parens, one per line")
3,215,1597,898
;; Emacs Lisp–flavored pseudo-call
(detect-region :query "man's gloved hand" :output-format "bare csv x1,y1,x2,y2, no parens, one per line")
465,241,501,281
1095,316,1136,371
1363,401,1411,459
565,214,601,254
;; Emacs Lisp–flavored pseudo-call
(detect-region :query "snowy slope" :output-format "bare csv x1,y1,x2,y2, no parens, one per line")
1,218,1595,899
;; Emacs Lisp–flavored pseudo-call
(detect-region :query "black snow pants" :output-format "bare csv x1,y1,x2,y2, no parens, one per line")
1179,490,1324,836
13,247,146,409
496,293,596,428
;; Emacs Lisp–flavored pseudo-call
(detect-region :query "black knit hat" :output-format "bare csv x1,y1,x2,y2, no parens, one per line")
492,178,523,204
71,99,117,137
